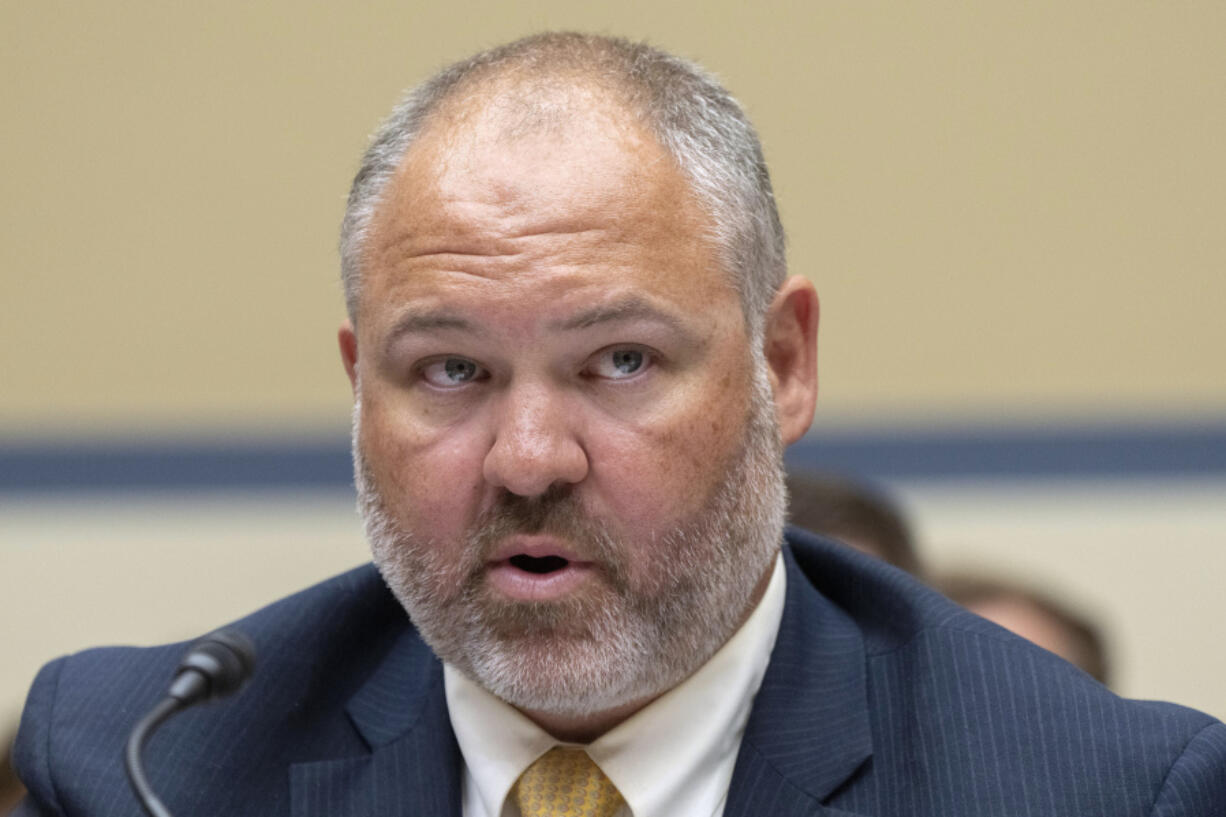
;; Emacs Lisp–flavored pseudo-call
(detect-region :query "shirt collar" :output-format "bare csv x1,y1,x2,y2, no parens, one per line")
445,552,786,817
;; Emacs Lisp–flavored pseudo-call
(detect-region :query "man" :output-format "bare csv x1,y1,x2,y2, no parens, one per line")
13,32,1226,817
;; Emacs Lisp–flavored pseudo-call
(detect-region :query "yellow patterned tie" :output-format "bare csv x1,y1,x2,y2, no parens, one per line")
513,747,626,817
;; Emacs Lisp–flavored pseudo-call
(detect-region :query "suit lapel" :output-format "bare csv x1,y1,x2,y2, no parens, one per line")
723,540,874,817
290,627,463,817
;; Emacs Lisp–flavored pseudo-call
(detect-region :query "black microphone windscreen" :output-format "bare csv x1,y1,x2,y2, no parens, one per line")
174,629,257,701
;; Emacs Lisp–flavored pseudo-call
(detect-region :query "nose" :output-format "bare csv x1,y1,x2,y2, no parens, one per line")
482,382,589,497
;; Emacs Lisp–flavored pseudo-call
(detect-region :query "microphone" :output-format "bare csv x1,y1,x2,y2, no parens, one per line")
124,630,257,817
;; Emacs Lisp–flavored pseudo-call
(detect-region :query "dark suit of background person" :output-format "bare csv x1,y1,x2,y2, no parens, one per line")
13,529,1226,817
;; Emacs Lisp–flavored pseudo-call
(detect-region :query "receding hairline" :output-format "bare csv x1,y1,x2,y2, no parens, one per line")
357,67,726,305
405,68,665,173
392,35,669,163
341,32,788,331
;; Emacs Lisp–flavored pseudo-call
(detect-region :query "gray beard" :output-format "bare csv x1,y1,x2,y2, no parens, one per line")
353,364,787,718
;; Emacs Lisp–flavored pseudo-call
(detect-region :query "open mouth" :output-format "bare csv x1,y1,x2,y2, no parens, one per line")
509,554,570,574
488,541,592,600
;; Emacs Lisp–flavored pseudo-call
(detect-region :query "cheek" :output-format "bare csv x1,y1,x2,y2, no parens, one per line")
586,370,749,534
360,394,488,538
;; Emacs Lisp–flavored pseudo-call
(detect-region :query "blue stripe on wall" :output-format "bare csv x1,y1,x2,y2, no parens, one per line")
784,423,1226,481
0,441,353,493
2,421,1226,493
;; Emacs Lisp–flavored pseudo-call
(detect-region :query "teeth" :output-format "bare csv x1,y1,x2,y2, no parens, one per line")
509,555,569,574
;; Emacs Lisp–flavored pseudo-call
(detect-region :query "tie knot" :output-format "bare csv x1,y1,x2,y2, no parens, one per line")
513,747,625,817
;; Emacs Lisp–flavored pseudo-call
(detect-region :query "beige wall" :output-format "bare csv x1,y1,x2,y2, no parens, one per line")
3,2,1225,434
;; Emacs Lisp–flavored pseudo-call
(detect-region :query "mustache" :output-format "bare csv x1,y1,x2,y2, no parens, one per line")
465,485,628,587
474,483,580,537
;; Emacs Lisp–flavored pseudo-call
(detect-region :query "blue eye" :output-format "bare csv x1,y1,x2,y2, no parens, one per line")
421,357,485,387
611,349,643,374
590,347,651,380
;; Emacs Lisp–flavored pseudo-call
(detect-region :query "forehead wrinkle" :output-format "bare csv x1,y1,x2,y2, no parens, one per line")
392,223,616,262
375,155,630,268
375,217,640,293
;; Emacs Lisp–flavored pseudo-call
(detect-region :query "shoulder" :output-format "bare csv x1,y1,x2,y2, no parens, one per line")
784,525,1025,662
13,563,416,816
18,563,399,729
783,527,1226,815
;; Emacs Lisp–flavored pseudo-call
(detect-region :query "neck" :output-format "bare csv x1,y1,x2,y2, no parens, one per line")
522,695,659,744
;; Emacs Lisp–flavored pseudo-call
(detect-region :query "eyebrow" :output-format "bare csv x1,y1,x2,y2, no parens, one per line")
381,295,697,355
552,296,691,335
383,309,480,353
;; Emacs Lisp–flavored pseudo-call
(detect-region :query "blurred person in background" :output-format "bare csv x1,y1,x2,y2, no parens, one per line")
938,570,1112,686
785,471,923,576
786,469,1111,685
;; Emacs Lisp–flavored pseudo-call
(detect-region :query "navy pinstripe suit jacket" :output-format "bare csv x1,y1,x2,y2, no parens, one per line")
14,528,1226,815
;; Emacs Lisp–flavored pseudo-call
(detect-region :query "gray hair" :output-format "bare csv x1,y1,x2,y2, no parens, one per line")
339,32,787,334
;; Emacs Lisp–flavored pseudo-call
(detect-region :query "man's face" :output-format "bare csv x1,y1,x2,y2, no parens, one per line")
342,95,787,718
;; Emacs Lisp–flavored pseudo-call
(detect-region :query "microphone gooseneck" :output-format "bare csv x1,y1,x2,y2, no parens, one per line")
123,629,257,817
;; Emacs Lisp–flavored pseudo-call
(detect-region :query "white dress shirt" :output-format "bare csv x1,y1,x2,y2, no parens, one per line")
444,553,786,817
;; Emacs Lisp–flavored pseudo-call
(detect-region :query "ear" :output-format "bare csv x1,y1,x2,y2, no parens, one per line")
338,319,359,394
762,275,819,445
